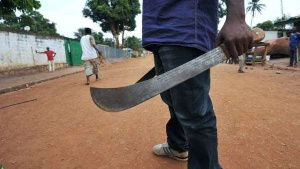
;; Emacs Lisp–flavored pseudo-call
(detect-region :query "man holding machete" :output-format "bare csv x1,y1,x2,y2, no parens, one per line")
142,0,253,168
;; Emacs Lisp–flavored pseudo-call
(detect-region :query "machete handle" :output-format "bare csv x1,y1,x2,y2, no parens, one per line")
219,28,264,59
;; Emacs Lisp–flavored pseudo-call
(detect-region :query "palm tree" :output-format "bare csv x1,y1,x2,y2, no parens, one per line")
246,0,266,27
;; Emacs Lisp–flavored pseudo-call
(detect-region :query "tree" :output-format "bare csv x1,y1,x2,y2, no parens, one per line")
0,0,41,19
92,32,104,44
83,0,141,49
74,28,85,40
0,11,58,35
246,0,266,27
118,1,140,48
25,11,57,35
103,38,115,47
218,0,226,22
125,36,142,51
74,28,104,44
255,20,275,31
0,13,20,28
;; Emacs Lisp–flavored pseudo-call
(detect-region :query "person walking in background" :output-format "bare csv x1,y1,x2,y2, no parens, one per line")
36,47,56,72
289,28,300,67
80,28,102,85
296,27,300,66
298,39,300,65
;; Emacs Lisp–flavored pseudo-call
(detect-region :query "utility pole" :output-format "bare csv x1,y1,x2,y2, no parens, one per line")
280,0,285,29
280,0,284,19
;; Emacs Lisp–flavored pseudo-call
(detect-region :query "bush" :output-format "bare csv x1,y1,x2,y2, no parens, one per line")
132,53,137,58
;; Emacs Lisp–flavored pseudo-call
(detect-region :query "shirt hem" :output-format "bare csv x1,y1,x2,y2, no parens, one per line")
143,43,210,53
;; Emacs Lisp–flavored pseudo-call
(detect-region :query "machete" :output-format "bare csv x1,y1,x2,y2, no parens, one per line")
91,28,262,112
136,67,156,83
90,46,226,112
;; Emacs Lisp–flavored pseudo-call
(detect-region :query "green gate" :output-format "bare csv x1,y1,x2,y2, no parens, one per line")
64,39,84,66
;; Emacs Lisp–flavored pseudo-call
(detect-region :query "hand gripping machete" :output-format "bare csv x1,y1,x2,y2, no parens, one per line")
90,46,226,112
90,28,262,112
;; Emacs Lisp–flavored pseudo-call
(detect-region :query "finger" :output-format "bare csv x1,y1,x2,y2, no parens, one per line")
248,36,254,50
243,38,249,54
236,39,244,56
216,33,224,46
226,40,238,59
220,44,230,59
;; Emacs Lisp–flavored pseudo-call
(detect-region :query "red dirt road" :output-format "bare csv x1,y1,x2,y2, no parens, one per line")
0,56,299,169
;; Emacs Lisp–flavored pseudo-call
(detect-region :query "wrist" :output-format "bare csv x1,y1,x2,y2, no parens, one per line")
226,13,245,22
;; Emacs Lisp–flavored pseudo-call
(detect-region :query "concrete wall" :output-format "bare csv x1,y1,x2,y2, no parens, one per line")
264,31,278,41
0,31,66,71
96,44,128,62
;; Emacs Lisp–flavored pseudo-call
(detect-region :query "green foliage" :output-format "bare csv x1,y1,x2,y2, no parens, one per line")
125,36,142,51
0,11,58,35
93,32,104,44
131,53,137,58
74,28,104,44
246,0,266,27
255,20,275,31
0,13,19,28
0,0,41,18
83,0,141,48
103,38,115,47
218,0,226,21
74,28,85,40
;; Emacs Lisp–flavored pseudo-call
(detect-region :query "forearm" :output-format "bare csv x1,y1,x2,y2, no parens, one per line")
226,0,245,22
90,36,100,53
218,0,253,58
93,45,100,53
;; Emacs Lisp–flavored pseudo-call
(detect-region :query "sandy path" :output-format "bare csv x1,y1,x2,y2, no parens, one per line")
0,56,299,169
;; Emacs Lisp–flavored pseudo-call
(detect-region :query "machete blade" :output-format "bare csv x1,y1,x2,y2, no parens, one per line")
90,46,225,112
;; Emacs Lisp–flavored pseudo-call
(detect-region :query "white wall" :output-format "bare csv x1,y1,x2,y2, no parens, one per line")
264,31,278,41
0,31,66,71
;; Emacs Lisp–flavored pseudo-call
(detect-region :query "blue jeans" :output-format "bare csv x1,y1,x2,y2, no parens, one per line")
290,48,298,66
152,45,221,169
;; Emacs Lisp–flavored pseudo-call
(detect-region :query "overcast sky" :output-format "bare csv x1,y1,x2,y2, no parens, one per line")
38,0,299,39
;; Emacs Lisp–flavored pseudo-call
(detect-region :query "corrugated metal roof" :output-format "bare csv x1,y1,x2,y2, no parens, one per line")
274,15,300,26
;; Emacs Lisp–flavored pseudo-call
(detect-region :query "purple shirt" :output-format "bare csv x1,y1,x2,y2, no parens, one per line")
142,0,218,52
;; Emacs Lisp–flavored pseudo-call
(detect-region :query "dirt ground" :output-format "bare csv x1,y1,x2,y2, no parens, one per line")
0,56,299,169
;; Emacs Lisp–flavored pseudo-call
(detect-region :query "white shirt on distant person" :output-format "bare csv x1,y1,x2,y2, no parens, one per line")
80,35,98,60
